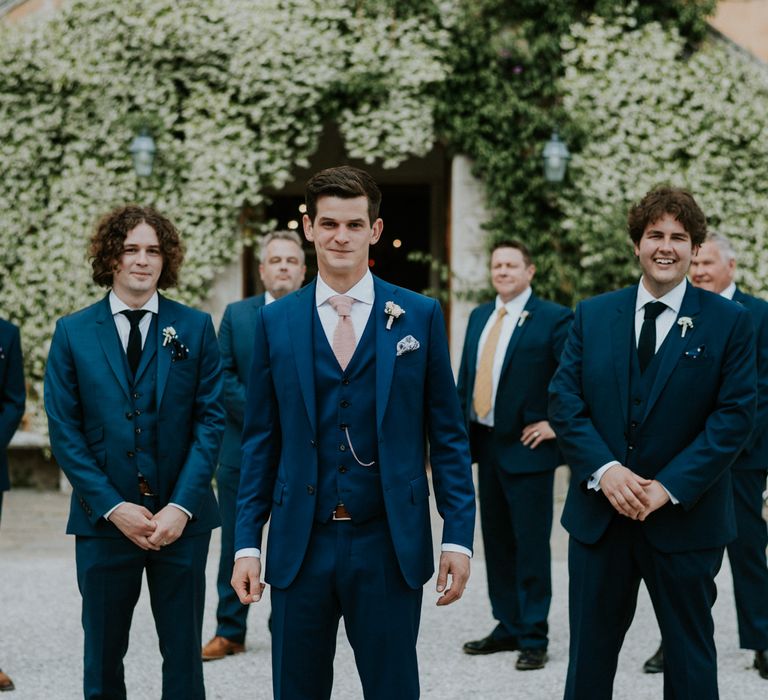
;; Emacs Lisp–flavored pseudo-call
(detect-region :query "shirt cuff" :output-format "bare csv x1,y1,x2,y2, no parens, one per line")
168,502,192,519
104,502,124,521
235,548,261,560
588,461,620,491
656,482,679,505
441,543,472,558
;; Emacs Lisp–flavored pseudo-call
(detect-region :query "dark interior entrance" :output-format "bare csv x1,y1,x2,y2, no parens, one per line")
244,184,433,297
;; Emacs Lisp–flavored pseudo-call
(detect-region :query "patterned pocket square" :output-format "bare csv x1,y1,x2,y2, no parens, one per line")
396,335,420,356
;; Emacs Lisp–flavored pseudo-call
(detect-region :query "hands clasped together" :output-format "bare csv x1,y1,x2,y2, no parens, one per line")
108,503,189,550
600,464,670,521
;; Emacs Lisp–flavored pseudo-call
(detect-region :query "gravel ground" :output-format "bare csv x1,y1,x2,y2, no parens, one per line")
1,468,766,699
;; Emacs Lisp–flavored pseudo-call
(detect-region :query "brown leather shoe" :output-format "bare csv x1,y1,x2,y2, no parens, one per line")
201,636,245,661
0,669,14,692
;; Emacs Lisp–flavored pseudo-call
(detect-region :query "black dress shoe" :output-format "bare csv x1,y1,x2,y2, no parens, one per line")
516,648,548,671
463,634,518,655
755,650,768,679
643,644,664,674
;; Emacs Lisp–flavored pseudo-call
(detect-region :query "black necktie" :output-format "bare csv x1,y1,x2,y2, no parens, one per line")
121,310,148,377
637,301,667,373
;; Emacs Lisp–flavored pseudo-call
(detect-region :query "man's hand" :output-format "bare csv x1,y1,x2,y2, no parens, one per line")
147,505,189,548
600,465,651,519
637,480,671,522
232,556,266,604
521,421,555,450
108,502,159,550
435,551,470,606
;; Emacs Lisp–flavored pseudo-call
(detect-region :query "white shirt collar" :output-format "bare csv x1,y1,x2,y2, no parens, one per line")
315,270,374,307
636,277,687,315
720,282,736,300
109,290,159,315
265,291,275,305
495,286,532,314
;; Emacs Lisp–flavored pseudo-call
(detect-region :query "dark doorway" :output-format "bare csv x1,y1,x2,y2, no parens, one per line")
244,185,433,297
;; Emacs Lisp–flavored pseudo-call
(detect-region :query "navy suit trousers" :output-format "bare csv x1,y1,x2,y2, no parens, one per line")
475,428,554,649
270,517,422,700
76,533,210,700
728,469,768,651
566,517,723,700
214,463,249,642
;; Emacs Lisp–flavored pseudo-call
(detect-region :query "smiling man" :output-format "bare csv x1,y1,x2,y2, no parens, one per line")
549,187,757,700
232,166,475,699
45,205,224,699
457,241,572,670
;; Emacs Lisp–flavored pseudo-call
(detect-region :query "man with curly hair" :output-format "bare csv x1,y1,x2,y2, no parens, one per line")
549,187,757,700
44,205,225,700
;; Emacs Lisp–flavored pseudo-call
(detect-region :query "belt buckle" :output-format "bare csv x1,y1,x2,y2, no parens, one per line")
332,504,352,521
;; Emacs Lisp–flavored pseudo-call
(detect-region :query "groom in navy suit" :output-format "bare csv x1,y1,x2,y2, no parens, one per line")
232,166,476,699
457,241,572,670
549,187,757,700
202,230,306,660
45,205,225,699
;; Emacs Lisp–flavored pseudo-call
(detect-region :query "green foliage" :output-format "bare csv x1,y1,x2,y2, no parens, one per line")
558,12,768,300
436,0,717,305
0,0,455,428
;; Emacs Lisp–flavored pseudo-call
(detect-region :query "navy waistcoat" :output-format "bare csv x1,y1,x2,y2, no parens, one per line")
313,306,384,523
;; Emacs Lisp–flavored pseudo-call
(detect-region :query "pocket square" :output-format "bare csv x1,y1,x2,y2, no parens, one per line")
683,345,707,360
396,335,420,356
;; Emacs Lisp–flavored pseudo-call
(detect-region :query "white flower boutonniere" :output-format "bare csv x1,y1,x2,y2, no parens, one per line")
677,316,694,338
162,326,188,361
518,310,531,328
384,301,405,330
162,326,177,346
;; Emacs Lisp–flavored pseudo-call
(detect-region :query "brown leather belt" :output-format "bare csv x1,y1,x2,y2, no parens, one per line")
332,504,352,521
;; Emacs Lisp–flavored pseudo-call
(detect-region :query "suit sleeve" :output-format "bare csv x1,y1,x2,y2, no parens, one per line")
742,302,768,454
169,314,226,514
235,307,281,551
548,303,619,484
425,301,476,551
0,324,25,448
219,303,246,426
44,319,124,520
656,307,756,508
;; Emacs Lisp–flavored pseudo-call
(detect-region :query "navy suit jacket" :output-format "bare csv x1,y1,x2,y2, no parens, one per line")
732,288,768,471
457,294,572,473
235,276,476,590
45,294,225,537
218,294,265,470
549,283,756,553
0,319,25,492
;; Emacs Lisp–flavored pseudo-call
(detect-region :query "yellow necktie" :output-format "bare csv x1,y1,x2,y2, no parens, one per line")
473,307,507,419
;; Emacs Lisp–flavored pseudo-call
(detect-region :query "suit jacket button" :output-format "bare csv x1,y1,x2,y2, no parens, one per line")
338,466,348,473
310,439,316,447
133,392,141,399
340,400,350,408
126,451,134,458
135,427,141,435
628,445,635,451
339,444,346,451
125,411,133,420
307,485,315,495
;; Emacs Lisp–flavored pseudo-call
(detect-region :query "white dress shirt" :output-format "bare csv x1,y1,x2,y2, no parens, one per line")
472,287,532,427
721,282,736,301
105,290,191,521
236,271,471,560
589,278,688,502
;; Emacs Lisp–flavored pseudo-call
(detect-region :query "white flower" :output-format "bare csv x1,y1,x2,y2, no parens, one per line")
162,326,178,347
518,310,531,328
677,317,694,338
384,301,405,330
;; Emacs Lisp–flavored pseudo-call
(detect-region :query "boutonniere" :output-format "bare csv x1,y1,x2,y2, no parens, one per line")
518,310,531,328
677,316,694,338
162,326,189,361
384,301,405,330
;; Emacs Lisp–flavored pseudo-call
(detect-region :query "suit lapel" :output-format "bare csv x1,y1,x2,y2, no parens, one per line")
288,282,318,435
95,296,131,400
155,295,176,409
374,277,398,431
643,283,700,421
498,294,537,381
610,287,636,428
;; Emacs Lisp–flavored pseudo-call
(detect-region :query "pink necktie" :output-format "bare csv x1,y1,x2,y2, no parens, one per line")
328,295,356,370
